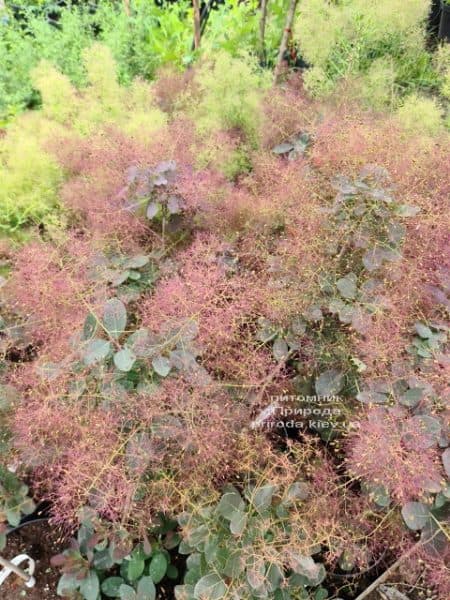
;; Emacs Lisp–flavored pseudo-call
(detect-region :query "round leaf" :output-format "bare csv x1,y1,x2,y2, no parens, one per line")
336,273,357,300
119,584,137,600
146,202,160,219
83,338,112,366
137,576,156,600
272,338,289,362
103,298,127,339
114,348,136,372
401,502,431,531
79,571,100,600
315,369,344,397
123,255,150,269
102,577,126,597
193,574,227,600
152,355,171,377
217,488,245,520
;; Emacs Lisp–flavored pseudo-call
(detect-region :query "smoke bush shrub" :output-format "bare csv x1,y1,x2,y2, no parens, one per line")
0,124,62,233
396,93,444,136
191,51,270,145
1,62,449,599
297,0,436,107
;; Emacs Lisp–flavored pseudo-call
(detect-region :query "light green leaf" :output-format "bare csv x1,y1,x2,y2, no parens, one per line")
395,204,420,217
119,585,137,600
103,298,127,339
193,574,227,600
137,576,156,600
83,338,111,366
123,255,150,269
273,338,289,362
79,571,100,600
152,355,171,377
252,484,277,512
114,348,136,372
336,273,357,300
217,487,245,520
230,510,247,536
414,323,433,339
443,448,450,479
315,369,344,397
57,573,79,596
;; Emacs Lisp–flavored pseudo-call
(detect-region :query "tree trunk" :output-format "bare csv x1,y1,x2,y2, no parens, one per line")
274,0,299,83
123,0,130,17
259,0,269,64
193,0,202,50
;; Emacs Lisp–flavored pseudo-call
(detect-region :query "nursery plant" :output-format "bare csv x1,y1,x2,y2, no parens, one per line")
0,26,449,600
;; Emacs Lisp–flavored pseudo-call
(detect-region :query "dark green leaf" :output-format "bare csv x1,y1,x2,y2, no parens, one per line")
102,577,125,597
122,555,145,582
148,552,168,583
398,387,424,408
83,313,98,341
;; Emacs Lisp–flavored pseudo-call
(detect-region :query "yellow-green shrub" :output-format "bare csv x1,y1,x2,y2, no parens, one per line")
0,127,62,233
191,52,270,145
434,44,450,101
347,58,397,110
296,0,431,104
1,44,168,235
396,93,444,136
31,44,167,138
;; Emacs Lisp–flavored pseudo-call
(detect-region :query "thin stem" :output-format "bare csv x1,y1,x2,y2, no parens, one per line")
259,0,270,64
193,0,201,50
274,0,299,83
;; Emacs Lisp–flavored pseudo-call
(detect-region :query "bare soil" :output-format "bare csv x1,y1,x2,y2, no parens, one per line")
1,520,61,599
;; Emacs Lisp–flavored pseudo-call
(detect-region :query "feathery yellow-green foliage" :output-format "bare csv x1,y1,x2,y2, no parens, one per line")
192,52,270,145
297,0,431,105
31,44,167,138
0,44,168,235
0,127,62,233
396,93,444,136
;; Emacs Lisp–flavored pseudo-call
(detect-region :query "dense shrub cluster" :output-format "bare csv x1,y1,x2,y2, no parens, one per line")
1,0,450,126
0,45,449,600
